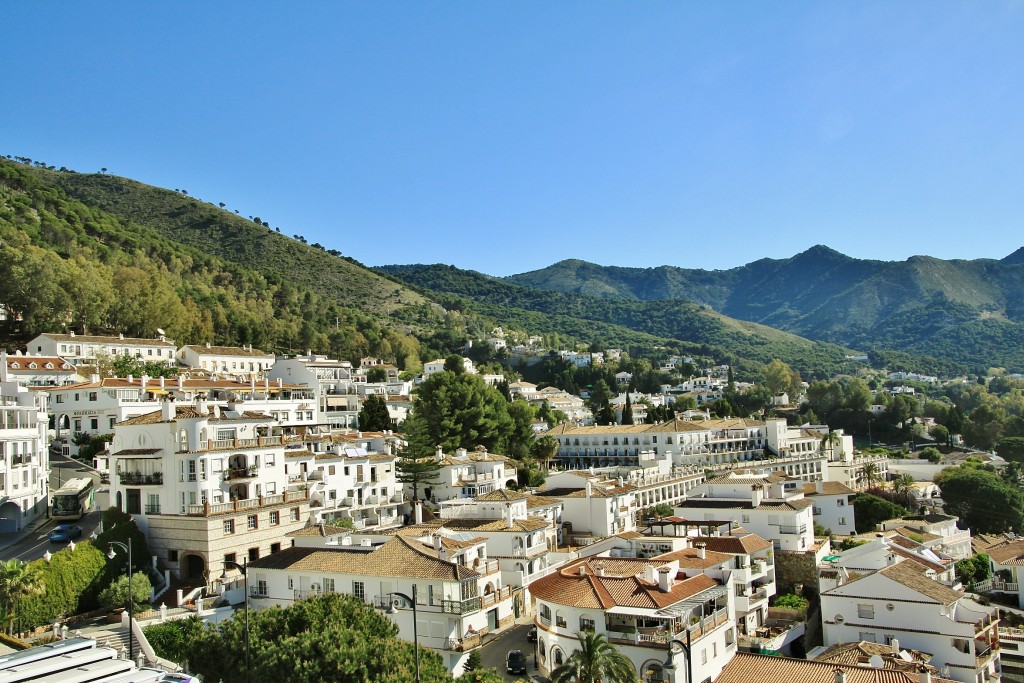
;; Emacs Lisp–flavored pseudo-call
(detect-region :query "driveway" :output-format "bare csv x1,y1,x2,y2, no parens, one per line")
479,622,541,682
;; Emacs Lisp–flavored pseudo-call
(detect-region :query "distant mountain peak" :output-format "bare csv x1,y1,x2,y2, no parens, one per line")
1002,246,1024,265
794,244,849,260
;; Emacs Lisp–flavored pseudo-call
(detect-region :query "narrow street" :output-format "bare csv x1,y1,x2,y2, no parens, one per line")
478,622,541,682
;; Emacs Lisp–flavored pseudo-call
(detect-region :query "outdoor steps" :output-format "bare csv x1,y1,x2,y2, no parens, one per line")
95,627,139,660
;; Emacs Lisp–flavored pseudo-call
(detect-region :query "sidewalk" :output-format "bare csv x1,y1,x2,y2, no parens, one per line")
0,514,53,552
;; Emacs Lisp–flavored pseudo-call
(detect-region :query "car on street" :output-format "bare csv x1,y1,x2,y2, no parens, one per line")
506,649,528,675
49,524,83,543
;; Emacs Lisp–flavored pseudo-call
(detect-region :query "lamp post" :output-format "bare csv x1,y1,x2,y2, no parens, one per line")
662,630,692,683
868,419,873,448
387,586,420,683
221,559,250,683
106,541,133,660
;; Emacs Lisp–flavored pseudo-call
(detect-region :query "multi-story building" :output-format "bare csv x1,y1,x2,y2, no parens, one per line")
0,381,49,532
0,352,82,388
878,513,972,560
673,472,816,553
529,554,737,683
803,481,857,536
245,529,516,675
821,560,1000,683
50,375,317,464
27,332,176,367
175,343,275,377
268,353,359,429
422,447,518,503
534,470,638,540
107,398,310,583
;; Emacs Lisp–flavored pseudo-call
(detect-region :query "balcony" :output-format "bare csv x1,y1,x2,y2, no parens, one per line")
224,466,258,481
118,471,164,485
294,589,323,600
777,524,807,535
144,503,161,514
364,495,380,506
185,489,307,516
391,492,405,504
481,586,513,609
195,435,283,452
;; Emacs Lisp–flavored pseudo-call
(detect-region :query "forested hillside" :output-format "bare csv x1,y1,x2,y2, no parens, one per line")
508,246,1024,372
378,263,862,379
0,159,441,368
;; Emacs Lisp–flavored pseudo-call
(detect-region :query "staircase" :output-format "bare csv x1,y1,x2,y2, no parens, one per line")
95,626,139,661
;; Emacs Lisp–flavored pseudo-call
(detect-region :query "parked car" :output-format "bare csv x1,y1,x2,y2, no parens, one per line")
506,649,528,675
527,626,537,642
49,524,83,543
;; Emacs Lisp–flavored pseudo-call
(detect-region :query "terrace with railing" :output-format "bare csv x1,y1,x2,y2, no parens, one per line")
188,435,284,453
184,489,308,516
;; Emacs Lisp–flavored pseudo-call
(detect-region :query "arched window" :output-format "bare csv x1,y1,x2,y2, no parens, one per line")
642,661,664,682
179,429,189,452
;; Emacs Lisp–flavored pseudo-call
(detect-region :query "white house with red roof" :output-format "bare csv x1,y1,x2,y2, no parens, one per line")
0,351,82,388
27,332,176,366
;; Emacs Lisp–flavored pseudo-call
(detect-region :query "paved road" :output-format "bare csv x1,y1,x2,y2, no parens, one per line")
0,453,105,563
479,623,539,682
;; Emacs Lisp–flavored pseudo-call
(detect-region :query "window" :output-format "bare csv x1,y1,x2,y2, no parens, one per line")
266,453,275,467
56,395,64,404
857,604,875,619
247,514,258,530
291,507,301,521
270,542,281,554
837,499,845,506
839,517,847,526
88,391,98,401
90,418,98,431
353,581,365,601
288,577,294,590
859,631,877,643
270,511,280,525
248,547,260,562
168,550,179,562
579,616,595,632
225,553,237,566
323,578,335,592
255,579,268,596
224,520,235,534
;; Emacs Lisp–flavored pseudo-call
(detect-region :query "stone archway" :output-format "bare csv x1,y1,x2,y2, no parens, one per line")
181,553,206,583
0,501,22,533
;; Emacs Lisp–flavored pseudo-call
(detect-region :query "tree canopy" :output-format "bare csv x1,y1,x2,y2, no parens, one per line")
403,370,513,457
934,465,1024,534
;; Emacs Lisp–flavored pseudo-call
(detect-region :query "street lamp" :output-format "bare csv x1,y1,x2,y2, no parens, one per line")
220,559,250,683
386,585,420,683
106,541,133,660
662,631,692,683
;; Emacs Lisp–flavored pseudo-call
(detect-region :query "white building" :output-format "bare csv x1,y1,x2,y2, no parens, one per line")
803,481,857,536
245,529,516,675
673,472,816,553
268,354,359,429
0,381,49,532
534,470,638,540
821,560,1000,683
107,398,310,583
0,352,82,388
529,554,737,683
423,447,518,503
27,332,176,366
877,513,972,560
175,343,275,376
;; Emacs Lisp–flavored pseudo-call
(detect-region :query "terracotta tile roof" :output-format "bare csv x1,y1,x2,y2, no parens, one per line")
116,407,272,426
435,516,551,533
986,539,1024,565
876,561,962,606
692,533,773,555
803,482,857,496
4,356,75,372
676,498,813,511
110,448,162,456
475,489,529,502
528,557,718,610
525,495,562,509
717,653,956,683
656,547,734,569
287,523,350,537
181,344,273,357
42,333,175,346
814,641,934,671
248,536,479,580
886,527,941,543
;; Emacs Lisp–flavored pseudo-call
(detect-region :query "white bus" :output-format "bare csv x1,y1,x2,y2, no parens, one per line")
50,478,95,521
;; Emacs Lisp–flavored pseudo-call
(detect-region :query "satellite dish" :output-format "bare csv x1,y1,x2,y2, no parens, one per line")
868,655,885,669
156,328,166,336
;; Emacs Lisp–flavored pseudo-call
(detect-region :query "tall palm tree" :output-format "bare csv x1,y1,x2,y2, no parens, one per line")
861,461,880,490
0,559,44,636
550,631,637,683
532,435,560,471
892,473,917,506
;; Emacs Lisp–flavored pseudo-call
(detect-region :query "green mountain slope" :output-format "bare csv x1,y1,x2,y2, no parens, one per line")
377,264,859,378
0,159,441,365
508,246,1024,372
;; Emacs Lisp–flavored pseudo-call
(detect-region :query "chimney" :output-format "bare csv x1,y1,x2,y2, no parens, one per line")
834,668,847,683
695,542,706,560
205,342,211,349
434,534,443,551
161,398,175,421
594,562,605,577
119,333,124,340
141,374,149,392
816,480,824,494
917,666,931,683
578,565,587,576
657,567,674,592
435,445,444,459
90,373,100,383
414,500,423,525
891,638,900,654
506,504,515,529
751,484,763,507
178,375,184,390
585,480,593,497
160,376,165,389
127,374,133,384
69,331,75,337
196,394,207,415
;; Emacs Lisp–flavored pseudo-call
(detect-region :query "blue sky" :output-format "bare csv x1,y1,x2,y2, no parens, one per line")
3,2,1023,276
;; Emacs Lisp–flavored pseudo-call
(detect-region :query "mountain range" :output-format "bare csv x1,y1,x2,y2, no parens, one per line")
506,248,1024,373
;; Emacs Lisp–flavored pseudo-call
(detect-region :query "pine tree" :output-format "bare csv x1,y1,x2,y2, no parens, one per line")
621,391,634,425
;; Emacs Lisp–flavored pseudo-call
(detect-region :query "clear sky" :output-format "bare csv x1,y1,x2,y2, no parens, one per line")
3,2,1023,276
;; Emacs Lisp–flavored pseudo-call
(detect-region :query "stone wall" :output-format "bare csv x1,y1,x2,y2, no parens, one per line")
774,549,821,598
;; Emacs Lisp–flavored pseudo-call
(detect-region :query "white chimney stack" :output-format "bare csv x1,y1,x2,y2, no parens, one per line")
161,398,175,421
585,480,593,497
657,567,674,592
414,500,423,525
917,666,931,683
751,484,764,507
695,542,706,560
506,504,515,529
834,668,847,683
891,638,900,654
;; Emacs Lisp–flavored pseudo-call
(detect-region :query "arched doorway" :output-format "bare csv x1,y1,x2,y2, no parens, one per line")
182,554,206,583
0,501,22,533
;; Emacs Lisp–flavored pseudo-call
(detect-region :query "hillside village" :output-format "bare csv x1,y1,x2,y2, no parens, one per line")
0,329,1019,683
